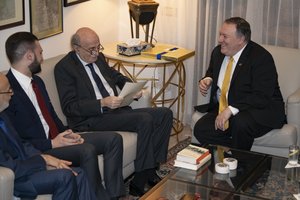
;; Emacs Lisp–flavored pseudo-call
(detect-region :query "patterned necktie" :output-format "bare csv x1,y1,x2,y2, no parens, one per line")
219,57,234,129
86,63,110,98
32,80,59,139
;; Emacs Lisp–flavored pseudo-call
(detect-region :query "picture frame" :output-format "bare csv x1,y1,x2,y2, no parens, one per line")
64,0,90,7
30,0,63,39
0,0,25,30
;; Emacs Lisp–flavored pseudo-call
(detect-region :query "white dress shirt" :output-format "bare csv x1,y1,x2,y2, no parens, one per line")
216,45,246,115
76,54,114,99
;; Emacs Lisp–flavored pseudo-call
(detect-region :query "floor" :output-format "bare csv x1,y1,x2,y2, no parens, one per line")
168,125,192,150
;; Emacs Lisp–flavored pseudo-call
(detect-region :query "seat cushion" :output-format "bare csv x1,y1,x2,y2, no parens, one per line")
253,124,297,148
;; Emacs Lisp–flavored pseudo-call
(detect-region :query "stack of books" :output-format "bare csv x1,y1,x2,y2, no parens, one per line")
174,144,211,170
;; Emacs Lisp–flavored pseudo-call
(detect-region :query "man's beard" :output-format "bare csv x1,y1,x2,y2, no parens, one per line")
28,56,41,75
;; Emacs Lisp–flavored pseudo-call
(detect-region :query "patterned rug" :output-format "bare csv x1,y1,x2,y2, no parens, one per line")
125,137,191,195
157,137,191,178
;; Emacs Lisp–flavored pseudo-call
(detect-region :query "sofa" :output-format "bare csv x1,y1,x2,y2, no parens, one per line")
0,54,150,200
191,44,300,158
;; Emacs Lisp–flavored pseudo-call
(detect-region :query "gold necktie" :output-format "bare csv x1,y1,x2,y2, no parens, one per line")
219,57,234,129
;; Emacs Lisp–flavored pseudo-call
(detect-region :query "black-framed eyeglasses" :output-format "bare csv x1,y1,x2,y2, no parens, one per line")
0,88,13,95
76,44,104,56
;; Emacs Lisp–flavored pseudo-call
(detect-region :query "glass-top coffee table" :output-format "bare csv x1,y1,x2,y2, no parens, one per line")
141,145,300,200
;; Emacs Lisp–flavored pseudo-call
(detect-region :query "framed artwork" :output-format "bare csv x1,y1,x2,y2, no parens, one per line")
0,0,25,30
64,0,90,7
30,0,63,39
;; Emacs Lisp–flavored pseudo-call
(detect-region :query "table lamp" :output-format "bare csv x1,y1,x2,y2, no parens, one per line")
128,0,159,46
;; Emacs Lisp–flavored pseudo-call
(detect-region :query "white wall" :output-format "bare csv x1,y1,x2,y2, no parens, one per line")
0,0,120,71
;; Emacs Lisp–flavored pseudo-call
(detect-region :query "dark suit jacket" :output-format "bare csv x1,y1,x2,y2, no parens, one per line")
6,70,67,151
54,51,132,129
0,113,46,197
195,41,286,128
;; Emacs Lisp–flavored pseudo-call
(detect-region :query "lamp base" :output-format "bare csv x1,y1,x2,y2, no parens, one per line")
132,0,156,4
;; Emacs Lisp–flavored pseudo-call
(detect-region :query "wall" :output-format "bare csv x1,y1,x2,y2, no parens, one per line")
0,0,119,71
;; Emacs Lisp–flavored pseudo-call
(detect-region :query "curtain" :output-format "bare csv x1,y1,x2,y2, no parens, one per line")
150,0,198,125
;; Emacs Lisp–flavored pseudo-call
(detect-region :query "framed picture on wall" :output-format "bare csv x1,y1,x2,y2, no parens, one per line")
30,0,63,39
64,0,90,7
0,0,25,30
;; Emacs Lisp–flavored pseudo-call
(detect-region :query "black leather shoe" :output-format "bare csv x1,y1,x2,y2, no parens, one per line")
147,174,162,187
129,182,145,197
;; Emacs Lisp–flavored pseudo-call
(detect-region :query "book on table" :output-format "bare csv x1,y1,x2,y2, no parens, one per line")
141,44,195,62
176,144,210,165
174,153,211,170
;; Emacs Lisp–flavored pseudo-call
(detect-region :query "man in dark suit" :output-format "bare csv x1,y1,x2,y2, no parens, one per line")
194,17,286,150
0,73,96,200
54,27,173,196
5,32,126,200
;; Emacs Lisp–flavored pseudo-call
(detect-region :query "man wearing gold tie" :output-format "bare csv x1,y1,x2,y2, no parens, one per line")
193,17,286,150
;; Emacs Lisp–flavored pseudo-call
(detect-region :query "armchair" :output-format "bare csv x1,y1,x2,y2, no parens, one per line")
191,45,300,158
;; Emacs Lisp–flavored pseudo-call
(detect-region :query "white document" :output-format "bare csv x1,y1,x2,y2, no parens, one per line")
119,81,147,107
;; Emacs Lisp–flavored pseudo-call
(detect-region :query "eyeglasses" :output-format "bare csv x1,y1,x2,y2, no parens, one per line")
76,44,104,56
0,88,13,95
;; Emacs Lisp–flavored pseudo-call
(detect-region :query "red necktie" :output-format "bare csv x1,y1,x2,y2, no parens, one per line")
31,80,59,139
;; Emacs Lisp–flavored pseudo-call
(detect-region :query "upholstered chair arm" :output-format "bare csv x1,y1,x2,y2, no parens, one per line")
286,88,300,144
0,166,14,200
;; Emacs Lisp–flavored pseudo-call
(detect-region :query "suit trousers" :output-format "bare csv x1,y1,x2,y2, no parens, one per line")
45,132,124,199
16,167,96,200
81,107,173,172
194,110,273,150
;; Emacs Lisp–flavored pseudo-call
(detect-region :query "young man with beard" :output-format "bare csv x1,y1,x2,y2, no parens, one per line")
0,72,96,200
5,32,127,200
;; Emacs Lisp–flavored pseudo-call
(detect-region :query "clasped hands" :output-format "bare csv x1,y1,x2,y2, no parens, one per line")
100,90,142,109
51,129,84,148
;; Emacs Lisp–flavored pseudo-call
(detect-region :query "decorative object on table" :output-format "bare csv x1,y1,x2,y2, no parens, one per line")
215,162,230,174
117,39,151,56
174,144,211,171
141,44,195,61
0,0,25,30
223,157,238,170
288,145,299,166
30,0,63,39
128,0,159,46
64,0,90,7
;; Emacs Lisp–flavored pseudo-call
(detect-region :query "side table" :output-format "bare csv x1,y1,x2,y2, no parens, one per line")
102,42,195,140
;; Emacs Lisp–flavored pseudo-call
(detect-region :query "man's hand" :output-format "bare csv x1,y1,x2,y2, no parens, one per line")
132,90,143,100
100,96,124,109
215,107,232,131
40,154,78,176
199,78,212,96
51,129,84,148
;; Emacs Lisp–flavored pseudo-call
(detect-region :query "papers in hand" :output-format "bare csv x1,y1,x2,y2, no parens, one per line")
119,81,147,107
